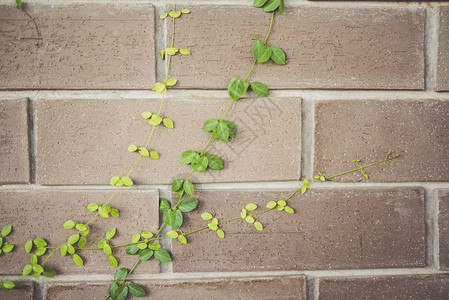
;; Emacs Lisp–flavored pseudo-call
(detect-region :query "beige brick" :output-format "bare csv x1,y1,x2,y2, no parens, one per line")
45,277,305,300
0,3,155,89
167,6,424,90
0,283,33,299
439,190,449,269
319,275,449,300
437,7,449,91
314,100,449,182
0,190,159,275
36,98,301,185
0,99,30,184
172,188,425,272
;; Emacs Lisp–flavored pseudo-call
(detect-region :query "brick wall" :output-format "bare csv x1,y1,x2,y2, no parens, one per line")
0,1,448,299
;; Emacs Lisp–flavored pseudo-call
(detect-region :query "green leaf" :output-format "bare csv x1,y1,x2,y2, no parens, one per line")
120,176,133,187
277,200,286,207
150,151,159,160
99,206,109,218
148,243,161,250
201,213,213,220
171,179,184,192
141,231,153,239
98,240,106,248
103,244,112,255
223,120,236,138
267,201,277,209
217,229,225,239
284,206,295,214
256,44,272,63
207,154,224,170
33,238,47,247
165,46,179,55
240,209,247,218
126,244,139,255
2,280,15,290
167,230,179,238
87,203,99,212
67,244,75,255
270,46,286,65
160,12,168,19
208,223,218,231
163,209,183,229
152,82,166,93
279,0,284,14
114,286,129,300
33,264,44,273
1,225,12,237
180,48,191,55
78,237,87,248
109,282,119,298
139,248,154,261
60,244,68,256
110,176,120,186
192,156,208,172
63,220,76,229
42,268,57,278
149,113,163,126
128,144,138,152
15,0,22,10
138,147,149,157
203,118,219,132
154,249,172,263
254,0,269,7
251,82,269,97
30,254,38,265
34,247,46,256
108,255,118,267
25,240,33,253
254,221,263,231
181,8,190,14
176,188,185,199
228,76,249,101
169,10,181,18
245,203,258,211
110,208,120,218
114,268,128,281
245,216,255,224
178,198,199,212
166,78,177,87
131,234,141,243
183,180,194,196
180,150,197,164
141,112,152,119
137,243,148,250
160,198,171,211
76,224,88,232
129,283,146,297
72,254,83,266
263,0,281,12
178,235,187,244
163,118,174,129
106,228,116,240
217,122,230,142
67,234,80,245
22,264,33,276
252,40,263,61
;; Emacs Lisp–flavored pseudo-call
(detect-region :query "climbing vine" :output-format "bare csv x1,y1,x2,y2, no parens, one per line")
0,1,401,300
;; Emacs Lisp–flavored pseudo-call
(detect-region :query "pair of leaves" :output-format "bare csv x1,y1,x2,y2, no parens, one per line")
110,268,146,299
253,0,284,14
181,150,225,171
228,76,249,101
252,40,286,65
163,198,198,229
203,119,236,143
87,202,119,217
160,8,190,19
110,176,134,187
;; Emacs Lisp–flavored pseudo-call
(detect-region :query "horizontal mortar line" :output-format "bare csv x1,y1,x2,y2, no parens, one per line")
0,90,448,101
1,182,448,192
0,0,437,9
2,268,449,284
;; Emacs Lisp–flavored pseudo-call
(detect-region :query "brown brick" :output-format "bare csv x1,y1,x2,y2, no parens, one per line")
439,190,449,269
0,3,155,89
319,274,449,300
172,188,425,272
36,98,301,185
0,283,33,300
167,6,424,90
0,99,30,184
0,190,159,275
314,100,449,182
437,7,449,91
45,277,306,300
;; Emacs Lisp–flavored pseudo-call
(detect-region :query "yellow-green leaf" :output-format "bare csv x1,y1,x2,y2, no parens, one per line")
254,221,263,231
216,229,225,239
150,151,159,160
166,78,177,86
163,118,174,129
180,48,191,55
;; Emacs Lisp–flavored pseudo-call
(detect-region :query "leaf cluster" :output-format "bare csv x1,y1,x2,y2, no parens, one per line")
0,225,14,255
109,268,146,300
201,213,225,239
160,197,198,229
253,0,284,14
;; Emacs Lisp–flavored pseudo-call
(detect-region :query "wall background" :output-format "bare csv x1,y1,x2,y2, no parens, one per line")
0,0,449,299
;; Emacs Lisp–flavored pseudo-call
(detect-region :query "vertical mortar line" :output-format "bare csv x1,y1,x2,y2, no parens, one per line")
305,276,319,300
300,96,315,180
154,3,167,83
425,187,439,269
424,6,438,92
28,93,39,184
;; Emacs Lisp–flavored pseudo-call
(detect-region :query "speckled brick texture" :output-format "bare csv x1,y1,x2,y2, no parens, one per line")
0,190,160,275
167,6,424,90
172,188,425,272
45,277,306,300
314,100,449,182
318,274,449,299
0,99,30,183
436,7,449,91
0,283,33,299
438,190,449,269
36,98,301,185
0,3,155,89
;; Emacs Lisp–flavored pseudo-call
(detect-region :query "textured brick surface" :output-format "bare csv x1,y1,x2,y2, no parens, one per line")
0,3,155,89
172,188,425,272
314,100,449,182
439,190,449,269
436,7,449,91
0,190,159,275
36,98,301,185
319,274,449,300
0,99,30,184
0,283,33,299
167,6,424,90
46,277,305,300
